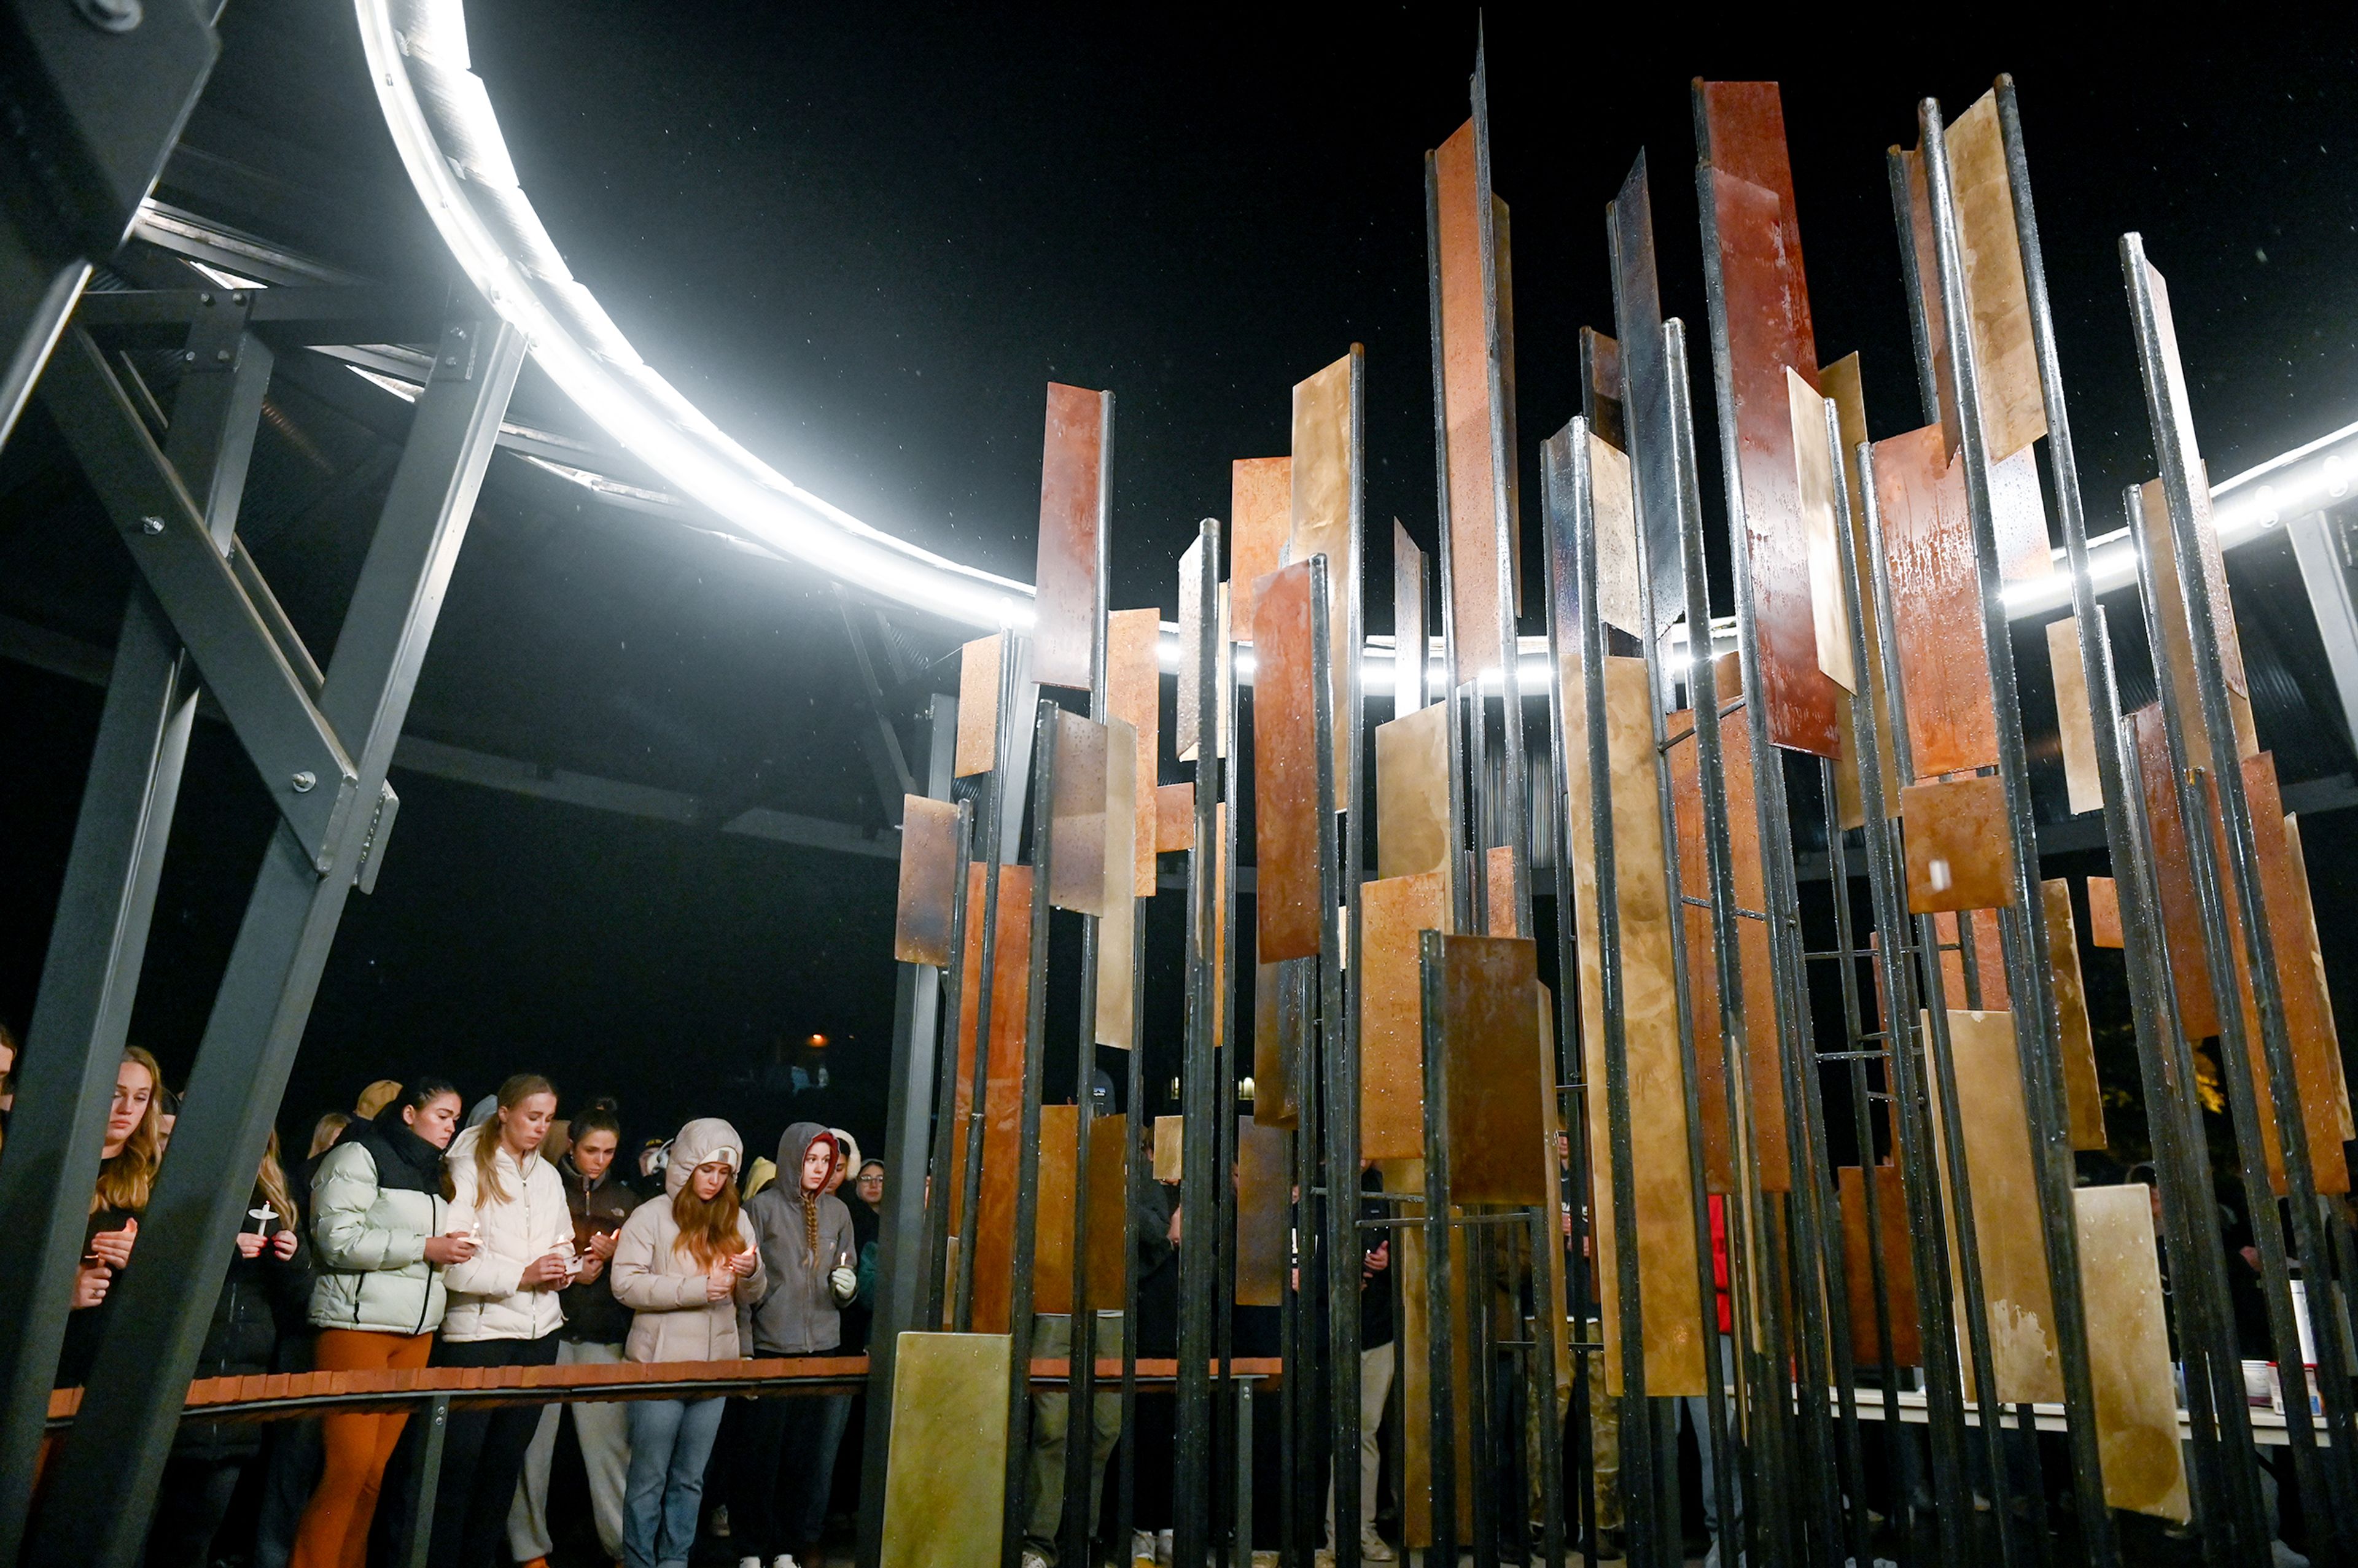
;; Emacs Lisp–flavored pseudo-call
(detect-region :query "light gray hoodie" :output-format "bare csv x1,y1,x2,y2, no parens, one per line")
741,1122,855,1356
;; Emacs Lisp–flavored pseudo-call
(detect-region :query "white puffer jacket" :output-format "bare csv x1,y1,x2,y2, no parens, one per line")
437,1124,572,1343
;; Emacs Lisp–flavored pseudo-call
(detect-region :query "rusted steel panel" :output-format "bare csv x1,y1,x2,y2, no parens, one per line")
1839,1163,1922,1367
1234,1117,1290,1308
1875,424,1998,779
1434,121,1517,677
1253,560,1321,962
954,634,1001,778
949,864,1033,1334
1231,456,1291,640
1361,872,1447,1162
893,794,959,968
1032,383,1107,691
1106,608,1161,896
1901,775,2015,914
1288,351,1358,799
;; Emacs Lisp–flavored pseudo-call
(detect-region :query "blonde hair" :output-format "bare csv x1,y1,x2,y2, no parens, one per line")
308,1111,349,1159
472,1073,554,1204
256,1128,298,1234
93,1047,163,1216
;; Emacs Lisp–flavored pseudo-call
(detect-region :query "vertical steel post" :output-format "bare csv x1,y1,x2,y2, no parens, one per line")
956,634,1029,1332
1116,895,1147,1562
1418,928,1461,1568
922,793,977,1335
1177,522,1223,1567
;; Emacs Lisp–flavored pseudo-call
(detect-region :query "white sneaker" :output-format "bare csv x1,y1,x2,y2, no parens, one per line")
1021,1553,1049,1568
772,1556,799,1568
1360,1531,1396,1562
1132,1530,1156,1567
737,1558,760,1568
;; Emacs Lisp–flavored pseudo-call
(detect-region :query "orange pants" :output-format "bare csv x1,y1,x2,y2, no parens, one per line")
291,1329,433,1568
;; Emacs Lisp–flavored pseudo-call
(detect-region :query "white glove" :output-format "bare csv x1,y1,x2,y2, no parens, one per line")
828,1265,858,1305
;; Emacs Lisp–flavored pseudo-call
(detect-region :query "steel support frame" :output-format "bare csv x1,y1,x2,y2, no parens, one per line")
1176,521,1223,1567
17,302,523,1568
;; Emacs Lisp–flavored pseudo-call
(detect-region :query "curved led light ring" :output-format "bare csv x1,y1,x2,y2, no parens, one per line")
356,0,1033,632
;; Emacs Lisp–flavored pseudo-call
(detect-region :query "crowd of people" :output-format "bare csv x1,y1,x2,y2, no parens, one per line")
8,1033,893,1568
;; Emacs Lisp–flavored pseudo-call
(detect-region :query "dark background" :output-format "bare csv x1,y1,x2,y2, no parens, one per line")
5,4,2358,1165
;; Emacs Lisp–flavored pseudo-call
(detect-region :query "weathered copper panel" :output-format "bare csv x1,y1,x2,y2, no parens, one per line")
1485,845,1519,937
1435,120,1516,676
1901,776,2015,914
1253,959,1299,1130
1106,609,1161,897
1234,1117,1290,1307
1898,147,1961,455
1927,1008,2064,1403
1875,424,1999,778
1946,92,2047,464
1032,383,1106,692
2141,472,2259,762
2074,1186,2190,1521
1230,457,1291,640
1839,1163,1922,1367
1031,1104,1081,1307
1668,722,1736,1192
2235,756,2350,1194
1095,719,1137,1047
2131,703,2220,1038
1706,168,1837,758
1255,561,1321,962
1389,1166,1475,1544
1375,701,1452,897
878,1332,1010,1568
1932,909,2010,1012
1151,1115,1183,1184
893,794,960,968
1176,535,1207,764
1590,429,1644,637
1566,657,1706,1393
1788,368,1854,691
1393,519,1427,718
950,864,1033,1333
1821,354,1894,831
2044,878,2108,1151
1361,872,1446,1161
2282,818,2356,1141
1288,351,1358,798
2047,616,2102,816
954,634,1001,778
1437,934,1549,1206
1154,782,1194,853
1087,1114,1127,1306
1048,710,1110,915
2086,876,2124,949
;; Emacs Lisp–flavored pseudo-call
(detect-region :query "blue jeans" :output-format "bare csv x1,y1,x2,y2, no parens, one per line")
624,1396,724,1568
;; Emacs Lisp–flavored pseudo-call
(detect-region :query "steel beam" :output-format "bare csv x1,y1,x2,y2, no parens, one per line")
27,308,524,1568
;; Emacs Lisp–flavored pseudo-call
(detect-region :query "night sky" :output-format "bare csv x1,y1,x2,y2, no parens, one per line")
7,6,2358,1163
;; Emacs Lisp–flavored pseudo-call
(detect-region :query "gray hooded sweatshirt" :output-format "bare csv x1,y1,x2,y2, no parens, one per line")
741,1122,855,1356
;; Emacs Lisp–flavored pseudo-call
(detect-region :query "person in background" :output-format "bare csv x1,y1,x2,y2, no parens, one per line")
294,1077,475,1568
353,1079,404,1122
1325,1162,1396,1563
631,1138,671,1201
147,1130,310,1567
509,1100,642,1568
58,1046,162,1388
428,1073,572,1568
0,1019,15,1077
308,1112,350,1160
851,1161,883,1215
155,1084,181,1152
610,1118,763,1568
731,1124,858,1568
0,1020,18,1148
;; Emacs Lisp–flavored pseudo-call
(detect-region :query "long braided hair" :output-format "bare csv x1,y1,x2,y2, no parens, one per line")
798,1131,837,1270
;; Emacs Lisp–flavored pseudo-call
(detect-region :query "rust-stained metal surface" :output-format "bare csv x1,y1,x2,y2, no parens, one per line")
1151,1114,1182,1183
1668,721,1736,1192
1375,701,1452,901
2043,878,2108,1151
2131,703,2220,1039
1253,560,1322,963
1703,165,1837,758
1094,718,1137,1048
954,634,1001,778
1928,1007,2064,1404
1933,909,2010,1012
1989,446,2055,583
949,863,1033,1334
2234,755,2350,1195
2074,1186,2191,1521
2141,473,2259,763
1031,1108,1130,1311
1234,1117,1290,1308
1433,120,1517,676
2282,818,2357,1142
1436,933,1550,1208
1046,710,1110,916
1230,457,1291,640
1031,383,1107,692
1288,351,1358,798
1901,775,2015,914
1154,782,1194,854
1361,872,1446,1162
893,794,960,968
1393,519,1428,718
2086,876,2124,949
1590,428,1644,638
1945,91,2047,464
1875,424,1998,779
1898,146,1962,455
1254,959,1299,1130
1485,845,1519,937
1839,1163,1921,1367
1566,655,1706,1392
1106,609,1161,896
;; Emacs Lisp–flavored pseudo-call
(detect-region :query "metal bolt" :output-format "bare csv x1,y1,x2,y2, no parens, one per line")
197,292,212,306
443,355,459,367
290,770,317,794
216,348,232,362
182,351,196,363
140,515,163,535
452,327,467,340
73,0,141,31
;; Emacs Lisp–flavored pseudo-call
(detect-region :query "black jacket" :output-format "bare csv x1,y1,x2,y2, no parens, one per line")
177,1210,313,1461
556,1154,642,1345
